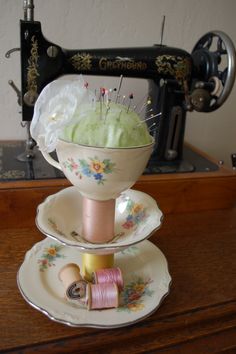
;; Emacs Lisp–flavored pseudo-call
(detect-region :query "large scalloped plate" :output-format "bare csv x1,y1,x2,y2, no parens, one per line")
17,238,171,328
36,187,163,254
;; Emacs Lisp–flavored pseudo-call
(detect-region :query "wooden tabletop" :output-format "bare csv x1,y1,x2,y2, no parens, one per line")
1,203,236,353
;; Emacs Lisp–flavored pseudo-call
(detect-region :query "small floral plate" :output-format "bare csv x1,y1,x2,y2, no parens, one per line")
36,187,163,254
17,238,171,328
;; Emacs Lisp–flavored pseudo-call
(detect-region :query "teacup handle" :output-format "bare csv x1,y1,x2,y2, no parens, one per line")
41,150,62,171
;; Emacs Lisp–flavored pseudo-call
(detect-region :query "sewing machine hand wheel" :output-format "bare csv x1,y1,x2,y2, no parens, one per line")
191,31,236,112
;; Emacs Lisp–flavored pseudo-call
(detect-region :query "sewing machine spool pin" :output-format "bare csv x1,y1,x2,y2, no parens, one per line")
160,15,166,45
23,0,34,21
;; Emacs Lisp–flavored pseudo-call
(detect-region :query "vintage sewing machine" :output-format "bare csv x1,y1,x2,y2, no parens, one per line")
3,0,236,180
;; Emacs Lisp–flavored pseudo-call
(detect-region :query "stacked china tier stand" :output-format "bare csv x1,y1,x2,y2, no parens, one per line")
17,139,171,328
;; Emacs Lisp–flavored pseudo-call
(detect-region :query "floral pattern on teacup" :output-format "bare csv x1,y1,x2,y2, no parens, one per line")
62,156,116,185
122,199,146,230
38,244,65,272
118,277,154,312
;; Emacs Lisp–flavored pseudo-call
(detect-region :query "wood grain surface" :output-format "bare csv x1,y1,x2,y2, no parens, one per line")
1,166,236,231
1,206,236,353
1,143,236,353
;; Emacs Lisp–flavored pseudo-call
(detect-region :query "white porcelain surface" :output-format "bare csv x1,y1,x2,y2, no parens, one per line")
42,138,154,200
17,238,171,328
36,187,163,254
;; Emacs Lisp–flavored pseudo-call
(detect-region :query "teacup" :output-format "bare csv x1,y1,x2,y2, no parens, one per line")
41,138,154,201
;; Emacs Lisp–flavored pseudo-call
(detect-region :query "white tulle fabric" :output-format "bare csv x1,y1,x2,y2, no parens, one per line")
30,76,95,152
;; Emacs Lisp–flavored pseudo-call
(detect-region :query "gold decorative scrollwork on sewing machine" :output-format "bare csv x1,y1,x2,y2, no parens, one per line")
70,53,148,72
23,35,39,107
155,55,191,81
70,53,93,71
27,35,39,95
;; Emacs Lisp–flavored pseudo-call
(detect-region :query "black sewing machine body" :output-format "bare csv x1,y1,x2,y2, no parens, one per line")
16,15,236,173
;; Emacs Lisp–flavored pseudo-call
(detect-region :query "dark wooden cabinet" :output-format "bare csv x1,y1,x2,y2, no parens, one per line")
1,147,236,353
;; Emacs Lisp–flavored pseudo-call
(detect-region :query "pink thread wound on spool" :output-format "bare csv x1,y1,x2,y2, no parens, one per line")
82,198,115,243
93,267,124,291
88,283,119,310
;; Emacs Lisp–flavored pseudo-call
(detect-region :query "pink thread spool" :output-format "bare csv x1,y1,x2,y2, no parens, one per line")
82,198,115,243
92,267,124,291
87,283,119,310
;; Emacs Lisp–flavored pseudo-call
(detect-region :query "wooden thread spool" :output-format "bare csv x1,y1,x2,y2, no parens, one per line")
58,263,87,300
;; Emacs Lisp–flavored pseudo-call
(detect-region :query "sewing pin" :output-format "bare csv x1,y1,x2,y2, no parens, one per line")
94,89,97,101
92,97,96,110
115,75,123,103
110,88,116,103
102,87,111,121
148,122,157,132
100,87,105,120
137,112,162,126
127,93,134,113
145,112,162,121
104,106,110,123
103,88,109,105
133,94,148,111
92,89,97,111
138,97,152,114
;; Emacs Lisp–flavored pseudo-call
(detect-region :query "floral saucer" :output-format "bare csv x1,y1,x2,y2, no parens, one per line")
17,238,171,328
36,187,163,254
